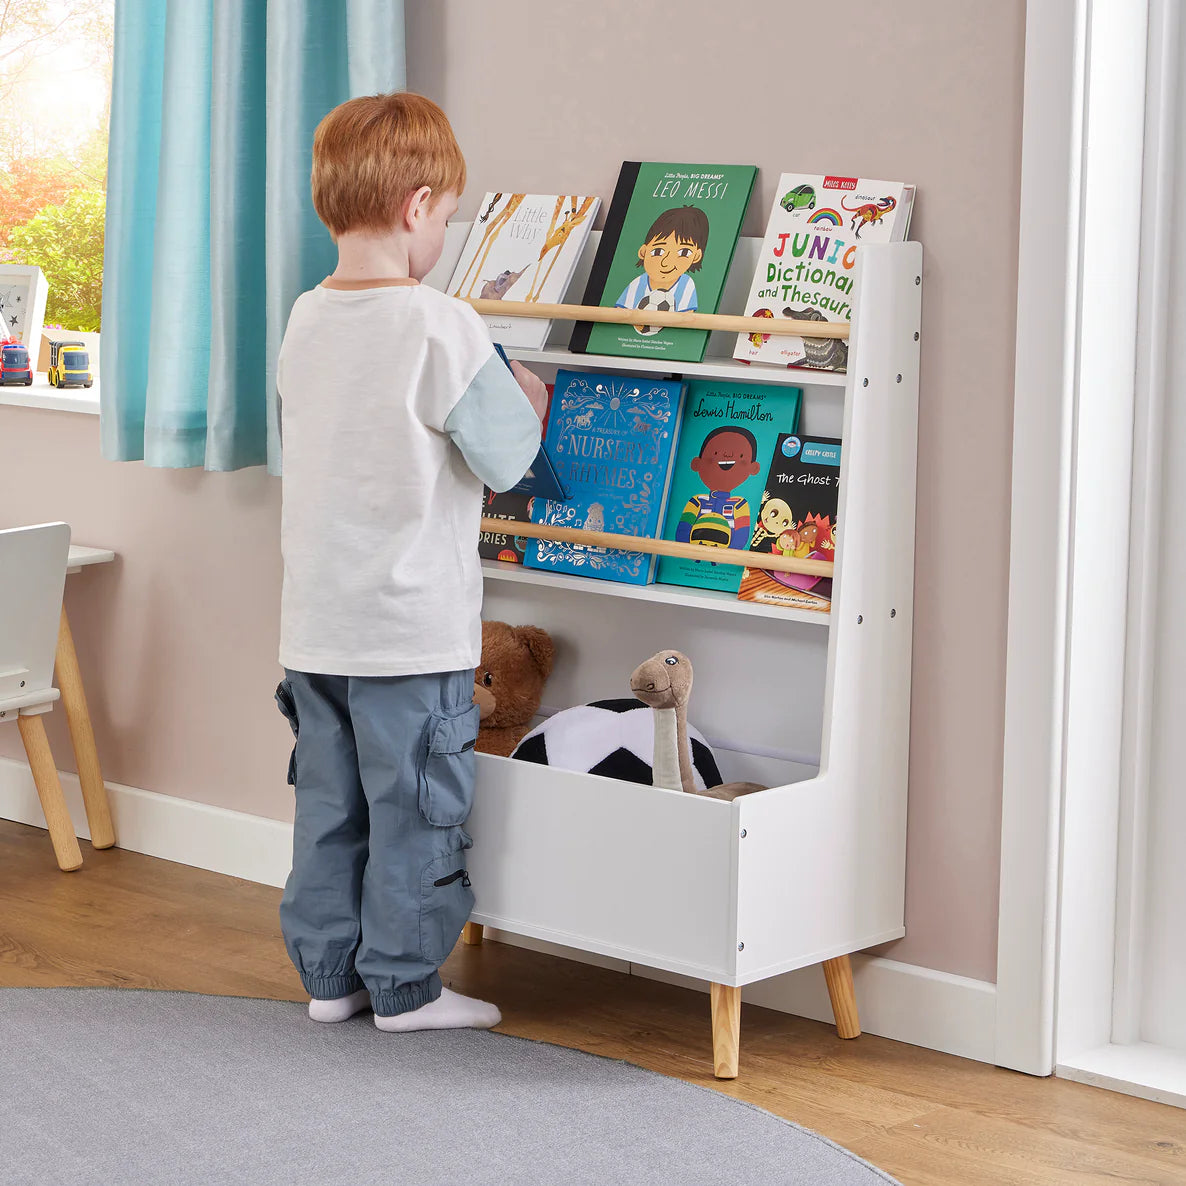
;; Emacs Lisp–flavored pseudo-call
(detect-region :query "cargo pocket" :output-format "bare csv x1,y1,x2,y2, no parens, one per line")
275,679,299,786
420,834,475,964
418,701,481,827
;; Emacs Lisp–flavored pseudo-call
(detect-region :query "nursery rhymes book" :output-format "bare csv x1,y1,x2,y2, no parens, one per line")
447,193,600,349
733,174,914,372
655,379,802,595
524,369,685,585
738,433,842,612
570,162,757,364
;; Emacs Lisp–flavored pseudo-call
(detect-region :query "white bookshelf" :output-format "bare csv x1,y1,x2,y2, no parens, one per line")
428,225,922,1079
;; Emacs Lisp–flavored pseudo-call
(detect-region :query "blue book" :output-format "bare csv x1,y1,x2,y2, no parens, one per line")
524,369,685,585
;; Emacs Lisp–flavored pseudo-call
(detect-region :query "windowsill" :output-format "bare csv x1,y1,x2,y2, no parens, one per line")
0,373,100,415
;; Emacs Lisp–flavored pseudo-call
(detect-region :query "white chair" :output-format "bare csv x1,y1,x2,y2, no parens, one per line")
0,522,82,871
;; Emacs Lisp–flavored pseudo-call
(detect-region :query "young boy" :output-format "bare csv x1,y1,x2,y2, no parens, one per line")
274,92,547,1032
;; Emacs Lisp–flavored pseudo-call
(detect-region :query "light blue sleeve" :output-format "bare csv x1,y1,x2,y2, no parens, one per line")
445,352,542,493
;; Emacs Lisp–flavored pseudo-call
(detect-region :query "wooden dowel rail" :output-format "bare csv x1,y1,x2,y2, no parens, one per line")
481,517,834,578
466,299,850,340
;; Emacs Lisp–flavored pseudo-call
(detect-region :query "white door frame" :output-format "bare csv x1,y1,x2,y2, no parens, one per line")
997,0,1153,1076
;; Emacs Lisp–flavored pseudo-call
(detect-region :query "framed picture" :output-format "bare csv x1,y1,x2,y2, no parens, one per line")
0,264,49,349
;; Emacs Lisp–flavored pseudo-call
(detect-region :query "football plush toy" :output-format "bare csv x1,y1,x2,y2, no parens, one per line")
511,698,723,789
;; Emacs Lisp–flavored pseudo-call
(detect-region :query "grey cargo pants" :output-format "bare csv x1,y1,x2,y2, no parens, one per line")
276,669,480,1017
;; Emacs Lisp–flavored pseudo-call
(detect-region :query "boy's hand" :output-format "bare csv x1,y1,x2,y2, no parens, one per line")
510,360,548,425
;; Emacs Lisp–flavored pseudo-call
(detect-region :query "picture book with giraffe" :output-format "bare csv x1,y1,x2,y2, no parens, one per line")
738,433,842,612
570,161,757,364
447,193,600,349
523,369,685,586
655,379,802,595
733,174,914,372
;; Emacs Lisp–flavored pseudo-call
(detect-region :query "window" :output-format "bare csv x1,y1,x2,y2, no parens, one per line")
0,0,113,364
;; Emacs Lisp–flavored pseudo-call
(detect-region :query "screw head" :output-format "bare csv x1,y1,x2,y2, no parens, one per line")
914,331,920,341
857,614,864,624
19,680,24,687
915,275,921,285
896,374,902,383
740,828,747,838
738,942,745,951
862,377,869,387
890,608,897,618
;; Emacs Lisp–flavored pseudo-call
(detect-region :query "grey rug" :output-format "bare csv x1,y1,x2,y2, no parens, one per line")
0,988,899,1185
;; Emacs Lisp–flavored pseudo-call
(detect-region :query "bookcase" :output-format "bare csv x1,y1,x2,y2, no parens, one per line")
424,229,923,1078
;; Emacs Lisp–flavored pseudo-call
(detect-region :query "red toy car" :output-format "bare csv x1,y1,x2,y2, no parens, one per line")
0,339,33,386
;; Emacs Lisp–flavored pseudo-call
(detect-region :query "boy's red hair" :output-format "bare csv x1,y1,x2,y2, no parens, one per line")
311,92,466,238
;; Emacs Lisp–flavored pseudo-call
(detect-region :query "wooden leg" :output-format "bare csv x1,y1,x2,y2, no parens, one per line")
462,922,485,946
822,954,861,1038
18,713,83,872
55,605,115,849
710,982,741,1079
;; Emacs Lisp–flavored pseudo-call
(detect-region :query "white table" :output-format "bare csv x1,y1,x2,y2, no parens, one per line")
56,545,117,851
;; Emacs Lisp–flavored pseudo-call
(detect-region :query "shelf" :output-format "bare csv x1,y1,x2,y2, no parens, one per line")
481,558,831,626
502,344,848,388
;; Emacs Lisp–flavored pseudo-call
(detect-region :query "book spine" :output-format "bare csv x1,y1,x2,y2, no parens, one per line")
646,383,688,583
569,162,640,355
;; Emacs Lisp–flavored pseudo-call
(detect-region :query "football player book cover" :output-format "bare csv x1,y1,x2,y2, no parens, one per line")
655,379,802,595
524,369,685,585
737,433,842,612
569,162,757,364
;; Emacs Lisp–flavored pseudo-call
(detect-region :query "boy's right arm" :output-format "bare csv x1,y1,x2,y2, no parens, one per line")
443,353,542,493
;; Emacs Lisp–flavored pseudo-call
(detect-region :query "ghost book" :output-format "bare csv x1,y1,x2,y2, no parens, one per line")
523,369,685,585
655,379,802,595
569,162,757,364
738,433,842,612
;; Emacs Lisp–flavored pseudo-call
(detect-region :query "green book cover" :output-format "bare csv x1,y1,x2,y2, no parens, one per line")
570,162,757,364
656,379,802,593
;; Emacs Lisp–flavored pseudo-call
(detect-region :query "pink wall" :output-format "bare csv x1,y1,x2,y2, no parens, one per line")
0,0,1025,983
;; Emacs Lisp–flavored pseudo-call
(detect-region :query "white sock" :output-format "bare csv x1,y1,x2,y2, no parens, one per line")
308,988,371,1023
374,986,501,1032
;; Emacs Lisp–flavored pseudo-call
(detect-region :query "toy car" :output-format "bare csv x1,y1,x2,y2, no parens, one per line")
780,184,816,211
48,340,92,388
0,340,33,386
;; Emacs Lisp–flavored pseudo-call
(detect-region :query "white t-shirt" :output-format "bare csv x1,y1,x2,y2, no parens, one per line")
277,280,539,677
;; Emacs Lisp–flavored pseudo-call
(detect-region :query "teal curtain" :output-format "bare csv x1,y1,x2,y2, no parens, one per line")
101,0,406,473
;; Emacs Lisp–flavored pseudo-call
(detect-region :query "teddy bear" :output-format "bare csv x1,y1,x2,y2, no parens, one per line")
473,620,554,756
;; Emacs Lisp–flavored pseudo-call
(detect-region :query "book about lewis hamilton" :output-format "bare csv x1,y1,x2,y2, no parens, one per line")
738,433,842,612
655,378,802,596
732,174,914,372
524,369,685,585
569,161,757,364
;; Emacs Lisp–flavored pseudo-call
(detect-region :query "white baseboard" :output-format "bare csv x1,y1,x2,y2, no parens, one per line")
1058,1043,1186,1109
1,757,997,1064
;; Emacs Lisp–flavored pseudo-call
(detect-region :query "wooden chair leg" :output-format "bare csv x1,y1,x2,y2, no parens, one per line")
710,982,741,1079
462,922,485,945
55,605,115,849
822,954,861,1038
18,713,83,872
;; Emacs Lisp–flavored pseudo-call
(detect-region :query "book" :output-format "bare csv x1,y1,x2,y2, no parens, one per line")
479,489,536,563
738,433,842,612
569,162,757,364
524,369,685,585
655,379,802,595
489,354,566,502
447,193,600,349
732,174,914,372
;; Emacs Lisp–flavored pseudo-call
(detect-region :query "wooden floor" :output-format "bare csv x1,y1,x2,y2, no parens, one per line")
3,820,1185,1185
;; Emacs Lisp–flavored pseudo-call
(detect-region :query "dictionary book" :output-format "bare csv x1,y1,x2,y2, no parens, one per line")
732,174,914,372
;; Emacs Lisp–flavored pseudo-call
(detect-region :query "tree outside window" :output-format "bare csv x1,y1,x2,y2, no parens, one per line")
0,0,114,335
